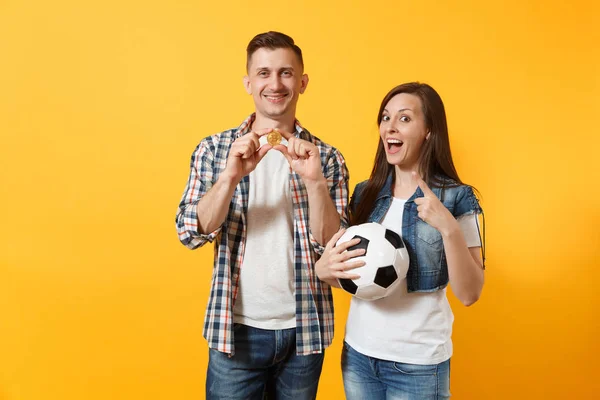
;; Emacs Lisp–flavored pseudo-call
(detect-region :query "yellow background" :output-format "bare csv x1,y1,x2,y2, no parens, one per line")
1,0,599,399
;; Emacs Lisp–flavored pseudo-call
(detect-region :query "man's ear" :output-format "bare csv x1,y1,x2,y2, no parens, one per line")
243,76,251,95
300,74,309,94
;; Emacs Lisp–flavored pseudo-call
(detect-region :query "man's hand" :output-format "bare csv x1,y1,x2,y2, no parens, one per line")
273,130,325,184
223,128,273,183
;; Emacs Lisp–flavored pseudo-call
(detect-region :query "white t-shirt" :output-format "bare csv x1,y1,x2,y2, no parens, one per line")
344,197,482,365
233,143,296,330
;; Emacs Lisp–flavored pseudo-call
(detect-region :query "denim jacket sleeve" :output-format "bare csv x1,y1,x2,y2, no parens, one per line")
453,185,483,218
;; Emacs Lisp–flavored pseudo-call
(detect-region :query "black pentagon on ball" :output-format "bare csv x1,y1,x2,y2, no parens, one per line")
347,235,369,256
374,265,398,288
339,278,358,295
384,229,404,249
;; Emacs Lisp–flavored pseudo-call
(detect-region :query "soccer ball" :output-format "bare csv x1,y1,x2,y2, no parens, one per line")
336,222,409,301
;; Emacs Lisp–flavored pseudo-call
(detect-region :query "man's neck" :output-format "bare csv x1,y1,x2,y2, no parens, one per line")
251,113,297,133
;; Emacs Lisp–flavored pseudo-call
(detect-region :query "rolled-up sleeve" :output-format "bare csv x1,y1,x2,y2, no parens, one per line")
309,148,350,255
176,141,222,250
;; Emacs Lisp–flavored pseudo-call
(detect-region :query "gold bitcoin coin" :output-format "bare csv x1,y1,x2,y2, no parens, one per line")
267,130,282,146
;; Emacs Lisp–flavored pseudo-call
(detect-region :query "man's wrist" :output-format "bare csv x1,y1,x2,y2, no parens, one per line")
303,175,327,192
217,170,241,189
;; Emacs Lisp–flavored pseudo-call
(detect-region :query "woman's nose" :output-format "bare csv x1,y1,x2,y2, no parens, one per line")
385,123,398,134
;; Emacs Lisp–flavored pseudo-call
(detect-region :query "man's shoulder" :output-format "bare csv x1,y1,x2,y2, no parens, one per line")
193,127,238,152
196,113,252,148
200,127,238,144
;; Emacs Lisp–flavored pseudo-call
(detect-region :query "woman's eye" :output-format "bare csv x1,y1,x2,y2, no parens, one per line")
382,115,390,122
400,116,410,122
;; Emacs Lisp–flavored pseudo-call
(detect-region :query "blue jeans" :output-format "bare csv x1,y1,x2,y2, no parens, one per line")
206,324,324,400
342,341,451,400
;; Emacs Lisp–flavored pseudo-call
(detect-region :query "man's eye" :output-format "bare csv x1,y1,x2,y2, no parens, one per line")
281,71,291,76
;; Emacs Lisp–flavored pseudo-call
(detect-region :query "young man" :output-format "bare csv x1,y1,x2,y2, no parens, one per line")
176,31,349,400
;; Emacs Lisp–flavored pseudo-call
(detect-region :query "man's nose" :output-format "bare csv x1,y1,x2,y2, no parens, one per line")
268,75,284,90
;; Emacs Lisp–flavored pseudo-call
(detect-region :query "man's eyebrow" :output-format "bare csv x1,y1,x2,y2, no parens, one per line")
254,66,295,71
383,107,413,113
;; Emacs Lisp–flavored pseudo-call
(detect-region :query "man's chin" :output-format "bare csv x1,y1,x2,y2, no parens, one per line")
260,108,290,119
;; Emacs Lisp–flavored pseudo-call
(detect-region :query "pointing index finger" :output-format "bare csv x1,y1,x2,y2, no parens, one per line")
412,171,435,197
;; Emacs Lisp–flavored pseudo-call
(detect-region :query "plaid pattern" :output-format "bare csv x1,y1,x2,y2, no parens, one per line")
176,114,349,355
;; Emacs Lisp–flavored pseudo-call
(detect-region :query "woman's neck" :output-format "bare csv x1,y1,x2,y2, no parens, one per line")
393,165,419,199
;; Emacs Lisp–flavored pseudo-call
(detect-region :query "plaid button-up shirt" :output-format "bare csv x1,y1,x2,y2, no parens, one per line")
176,114,349,355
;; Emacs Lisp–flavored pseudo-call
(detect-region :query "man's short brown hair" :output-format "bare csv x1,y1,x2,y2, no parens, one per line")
246,31,304,71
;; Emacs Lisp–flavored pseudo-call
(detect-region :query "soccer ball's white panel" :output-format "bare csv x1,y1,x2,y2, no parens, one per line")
393,247,410,279
336,223,410,301
356,276,404,300
355,283,388,301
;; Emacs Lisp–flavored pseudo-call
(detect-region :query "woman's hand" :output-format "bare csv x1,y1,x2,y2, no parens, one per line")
315,228,365,287
413,172,460,237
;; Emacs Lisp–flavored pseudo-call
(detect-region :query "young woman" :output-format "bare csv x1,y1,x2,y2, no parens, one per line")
316,82,485,399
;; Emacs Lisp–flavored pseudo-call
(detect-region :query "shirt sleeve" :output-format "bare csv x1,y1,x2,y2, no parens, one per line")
454,185,484,261
457,213,482,248
175,140,223,250
309,148,350,255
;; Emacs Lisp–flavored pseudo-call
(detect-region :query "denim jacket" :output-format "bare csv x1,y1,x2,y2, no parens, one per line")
350,174,483,293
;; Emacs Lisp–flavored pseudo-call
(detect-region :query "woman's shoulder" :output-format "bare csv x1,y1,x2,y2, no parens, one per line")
350,180,369,204
431,175,481,215
445,182,481,216
350,179,369,208
434,176,473,193
354,180,369,192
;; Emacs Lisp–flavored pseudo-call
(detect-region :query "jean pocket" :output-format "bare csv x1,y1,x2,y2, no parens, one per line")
392,361,437,376
416,220,443,247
